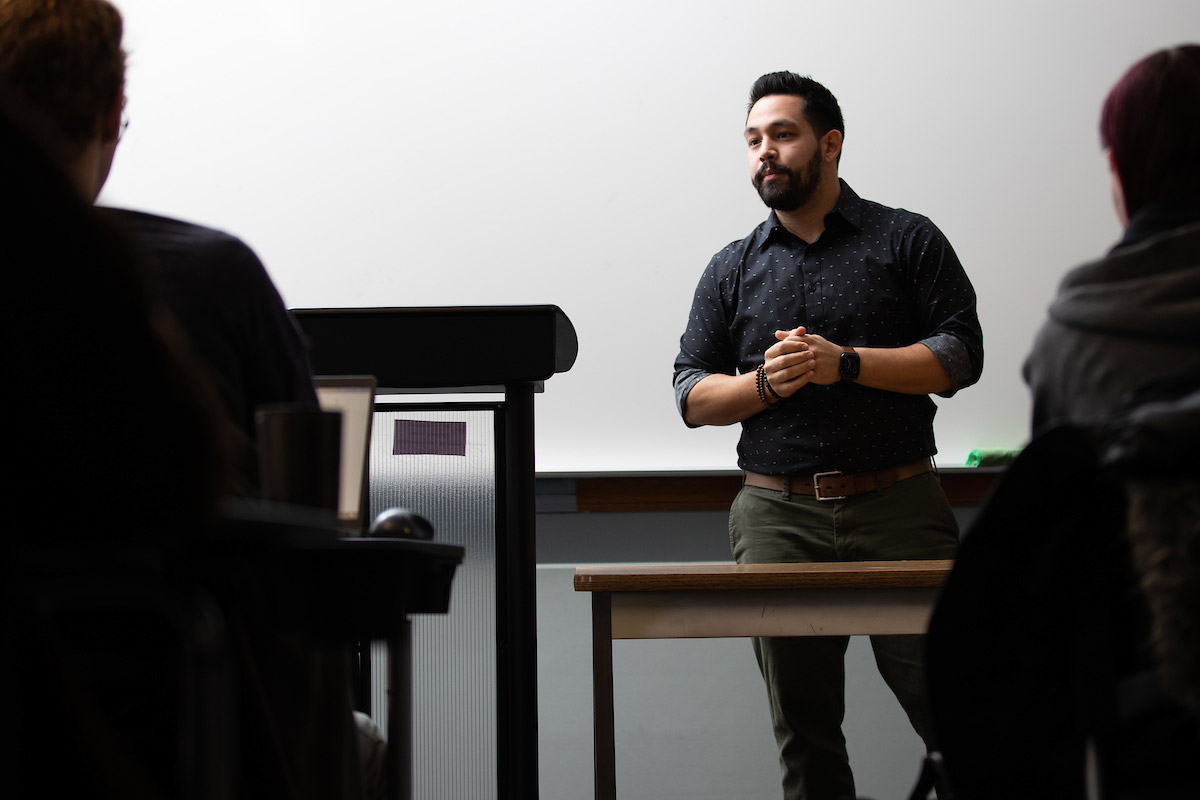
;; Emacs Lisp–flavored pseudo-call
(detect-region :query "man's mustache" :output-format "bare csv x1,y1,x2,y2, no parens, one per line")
755,162,792,183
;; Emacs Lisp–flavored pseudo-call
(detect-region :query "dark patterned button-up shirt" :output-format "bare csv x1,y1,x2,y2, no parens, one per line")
673,180,984,474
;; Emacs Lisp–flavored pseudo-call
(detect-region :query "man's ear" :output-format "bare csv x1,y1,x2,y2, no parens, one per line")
821,129,843,163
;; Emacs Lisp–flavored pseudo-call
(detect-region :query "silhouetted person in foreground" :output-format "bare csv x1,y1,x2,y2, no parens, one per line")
1,1,377,796
0,0,319,498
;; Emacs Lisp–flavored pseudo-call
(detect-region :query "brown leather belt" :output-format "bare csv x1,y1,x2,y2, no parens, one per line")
744,458,934,501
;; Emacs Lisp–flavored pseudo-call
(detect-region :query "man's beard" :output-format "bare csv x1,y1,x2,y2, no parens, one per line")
753,148,823,211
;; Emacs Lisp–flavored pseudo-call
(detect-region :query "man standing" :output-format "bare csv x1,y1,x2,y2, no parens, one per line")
673,72,983,799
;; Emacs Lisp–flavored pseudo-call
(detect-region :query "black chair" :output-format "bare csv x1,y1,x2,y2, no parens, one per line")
923,417,1200,798
10,539,236,800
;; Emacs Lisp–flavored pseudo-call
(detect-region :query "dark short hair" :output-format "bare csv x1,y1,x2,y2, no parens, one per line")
748,71,844,139
0,0,126,150
1100,44,1200,218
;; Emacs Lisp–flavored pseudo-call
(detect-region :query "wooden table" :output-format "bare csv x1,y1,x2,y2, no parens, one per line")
573,560,953,800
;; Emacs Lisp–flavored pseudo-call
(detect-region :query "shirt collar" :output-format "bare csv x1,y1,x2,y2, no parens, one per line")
754,179,864,250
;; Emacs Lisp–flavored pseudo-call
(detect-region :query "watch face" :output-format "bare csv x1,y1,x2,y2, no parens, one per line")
840,351,860,381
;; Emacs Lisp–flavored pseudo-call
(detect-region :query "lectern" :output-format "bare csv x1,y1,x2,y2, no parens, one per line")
292,306,578,800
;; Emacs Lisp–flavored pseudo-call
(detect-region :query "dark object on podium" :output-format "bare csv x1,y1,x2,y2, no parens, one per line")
370,508,435,540
291,305,578,800
292,305,578,390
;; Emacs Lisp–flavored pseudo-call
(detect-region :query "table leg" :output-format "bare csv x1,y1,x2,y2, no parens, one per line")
387,619,413,800
592,592,615,800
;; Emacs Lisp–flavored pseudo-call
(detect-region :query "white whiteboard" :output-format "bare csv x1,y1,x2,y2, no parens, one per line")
101,0,1199,473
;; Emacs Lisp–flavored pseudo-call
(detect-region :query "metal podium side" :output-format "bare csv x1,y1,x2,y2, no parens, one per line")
292,306,578,800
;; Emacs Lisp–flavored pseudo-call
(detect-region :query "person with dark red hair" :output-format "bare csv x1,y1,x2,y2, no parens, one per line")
924,45,1200,800
1101,45,1200,230
1024,44,1200,430
1017,41,1200,793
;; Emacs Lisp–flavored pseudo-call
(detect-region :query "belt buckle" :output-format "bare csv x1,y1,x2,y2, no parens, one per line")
813,470,845,501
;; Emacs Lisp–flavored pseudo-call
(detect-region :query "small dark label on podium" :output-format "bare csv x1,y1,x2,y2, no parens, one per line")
393,419,468,456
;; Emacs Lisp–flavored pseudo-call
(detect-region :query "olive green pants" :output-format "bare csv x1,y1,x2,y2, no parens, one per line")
729,471,959,800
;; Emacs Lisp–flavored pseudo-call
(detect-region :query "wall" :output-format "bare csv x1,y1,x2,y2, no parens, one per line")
101,0,1200,474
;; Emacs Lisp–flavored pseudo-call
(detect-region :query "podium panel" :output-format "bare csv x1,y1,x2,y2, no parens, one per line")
368,403,501,799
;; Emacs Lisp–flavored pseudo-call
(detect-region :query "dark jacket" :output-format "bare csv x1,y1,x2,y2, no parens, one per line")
1024,204,1200,434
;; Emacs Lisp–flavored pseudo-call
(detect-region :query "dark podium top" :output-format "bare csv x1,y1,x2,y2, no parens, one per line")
292,305,579,390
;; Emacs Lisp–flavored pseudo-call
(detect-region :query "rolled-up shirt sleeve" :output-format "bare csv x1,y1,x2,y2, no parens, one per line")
672,365,711,423
673,247,741,424
921,333,976,395
906,219,984,397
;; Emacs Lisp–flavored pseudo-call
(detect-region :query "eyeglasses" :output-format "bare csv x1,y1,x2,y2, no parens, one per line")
118,99,130,142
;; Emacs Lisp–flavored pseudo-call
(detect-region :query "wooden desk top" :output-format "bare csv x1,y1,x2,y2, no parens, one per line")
573,560,953,593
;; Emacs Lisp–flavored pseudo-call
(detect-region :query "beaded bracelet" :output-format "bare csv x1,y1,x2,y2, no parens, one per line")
764,370,783,401
755,363,778,408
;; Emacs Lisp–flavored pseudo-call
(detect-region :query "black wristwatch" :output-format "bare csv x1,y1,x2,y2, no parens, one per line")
839,346,860,382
